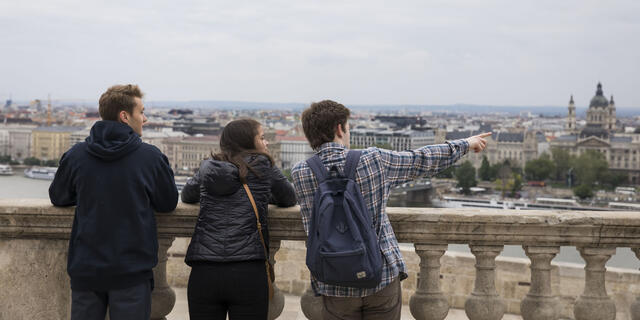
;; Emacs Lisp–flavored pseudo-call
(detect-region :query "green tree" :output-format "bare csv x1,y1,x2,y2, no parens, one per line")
479,155,492,181
497,160,512,198
601,171,628,190
494,173,523,198
510,173,523,197
23,157,42,166
454,161,477,195
524,154,556,181
573,150,608,187
436,166,455,179
551,148,573,182
0,155,11,164
43,159,60,167
282,169,292,182
574,184,593,199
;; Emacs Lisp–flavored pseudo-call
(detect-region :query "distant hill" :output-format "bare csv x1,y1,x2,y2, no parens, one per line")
146,100,639,117
8,99,639,117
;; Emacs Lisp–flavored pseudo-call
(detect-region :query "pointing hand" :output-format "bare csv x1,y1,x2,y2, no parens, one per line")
466,132,492,153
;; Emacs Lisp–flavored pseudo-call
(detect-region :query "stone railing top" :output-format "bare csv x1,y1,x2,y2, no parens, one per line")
1,199,639,247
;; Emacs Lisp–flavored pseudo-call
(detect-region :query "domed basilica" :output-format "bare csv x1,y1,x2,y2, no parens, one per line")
552,83,639,185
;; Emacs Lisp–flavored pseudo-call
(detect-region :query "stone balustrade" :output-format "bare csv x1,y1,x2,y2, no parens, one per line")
1,199,640,320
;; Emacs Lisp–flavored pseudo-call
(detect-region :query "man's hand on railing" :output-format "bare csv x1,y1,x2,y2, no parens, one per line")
466,132,492,153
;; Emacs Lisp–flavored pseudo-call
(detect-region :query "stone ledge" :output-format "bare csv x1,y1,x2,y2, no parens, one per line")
3,200,640,248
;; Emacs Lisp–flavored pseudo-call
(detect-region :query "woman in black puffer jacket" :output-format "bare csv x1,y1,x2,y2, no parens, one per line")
181,119,296,320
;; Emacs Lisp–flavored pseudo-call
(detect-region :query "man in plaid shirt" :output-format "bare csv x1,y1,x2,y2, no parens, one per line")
291,100,491,320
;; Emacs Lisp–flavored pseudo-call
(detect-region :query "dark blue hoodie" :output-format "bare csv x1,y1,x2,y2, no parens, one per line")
49,121,178,291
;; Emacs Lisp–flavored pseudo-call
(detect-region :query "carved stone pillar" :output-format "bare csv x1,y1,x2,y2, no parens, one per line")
301,287,324,320
151,236,176,320
521,246,560,320
573,247,616,320
465,245,505,320
268,239,285,320
410,244,449,320
631,248,640,320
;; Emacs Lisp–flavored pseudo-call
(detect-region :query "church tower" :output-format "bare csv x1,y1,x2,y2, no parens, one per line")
566,95,576,132
608,95,616,131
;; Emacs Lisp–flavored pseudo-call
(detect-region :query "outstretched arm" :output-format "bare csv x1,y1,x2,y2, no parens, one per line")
378,132,491,187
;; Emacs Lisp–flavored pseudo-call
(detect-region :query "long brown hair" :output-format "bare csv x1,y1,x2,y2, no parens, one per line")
212,119,273,183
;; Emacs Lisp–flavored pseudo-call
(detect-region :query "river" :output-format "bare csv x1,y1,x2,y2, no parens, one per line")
0,174,638,270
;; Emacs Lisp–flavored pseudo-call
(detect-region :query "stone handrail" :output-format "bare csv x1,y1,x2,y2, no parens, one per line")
1,199,640,320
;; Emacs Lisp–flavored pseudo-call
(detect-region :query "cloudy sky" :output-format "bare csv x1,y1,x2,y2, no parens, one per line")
0,0,638,108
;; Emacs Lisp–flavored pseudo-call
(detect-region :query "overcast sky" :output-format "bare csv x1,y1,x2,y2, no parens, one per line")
1,1,638,108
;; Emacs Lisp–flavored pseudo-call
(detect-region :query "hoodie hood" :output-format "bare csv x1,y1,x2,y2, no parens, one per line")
202,160,242,196
86,121,142,162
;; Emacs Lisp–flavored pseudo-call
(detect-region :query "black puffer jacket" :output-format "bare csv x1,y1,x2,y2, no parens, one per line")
182,154,296,264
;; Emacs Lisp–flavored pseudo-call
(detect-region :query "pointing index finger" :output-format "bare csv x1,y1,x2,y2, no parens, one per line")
478,132,492,138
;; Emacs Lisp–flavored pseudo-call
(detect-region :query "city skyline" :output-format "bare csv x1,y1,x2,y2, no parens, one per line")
1,1,639,107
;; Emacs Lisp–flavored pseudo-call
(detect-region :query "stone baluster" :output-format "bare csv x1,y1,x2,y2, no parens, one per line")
631,248,640,320
301,287,324,320
410,244,449,320
151,236,176,320
465,245,505,320
520,246,560,320
300,238,323,320
573,247,616,320
268,239,285,320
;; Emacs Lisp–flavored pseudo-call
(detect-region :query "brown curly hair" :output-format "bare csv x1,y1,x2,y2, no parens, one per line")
301,100,350,150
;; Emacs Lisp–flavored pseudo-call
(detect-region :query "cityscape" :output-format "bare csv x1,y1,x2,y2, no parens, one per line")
1,82,638,210
4,1,640,319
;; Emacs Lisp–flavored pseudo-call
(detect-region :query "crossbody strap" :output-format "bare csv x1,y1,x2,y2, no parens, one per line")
243,183,274,298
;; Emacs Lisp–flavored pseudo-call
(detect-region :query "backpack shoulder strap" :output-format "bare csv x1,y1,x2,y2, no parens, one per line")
344,150,362,180
306,155,328,183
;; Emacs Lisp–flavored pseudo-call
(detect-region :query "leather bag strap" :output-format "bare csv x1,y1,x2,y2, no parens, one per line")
243,183,274,299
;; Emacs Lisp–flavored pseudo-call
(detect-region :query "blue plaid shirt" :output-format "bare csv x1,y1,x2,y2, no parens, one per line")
291,139,469,297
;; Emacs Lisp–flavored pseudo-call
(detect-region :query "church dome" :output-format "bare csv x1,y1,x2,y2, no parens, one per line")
589,82,609,108
580,123,609,139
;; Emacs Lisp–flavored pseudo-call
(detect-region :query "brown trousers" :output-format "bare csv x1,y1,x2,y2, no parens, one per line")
322,278,402,320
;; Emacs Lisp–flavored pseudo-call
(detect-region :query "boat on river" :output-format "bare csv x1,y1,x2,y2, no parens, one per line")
24,167,57,180
0,164,13,176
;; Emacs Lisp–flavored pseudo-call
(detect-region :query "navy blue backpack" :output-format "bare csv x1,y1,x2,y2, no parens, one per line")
305,150,383,288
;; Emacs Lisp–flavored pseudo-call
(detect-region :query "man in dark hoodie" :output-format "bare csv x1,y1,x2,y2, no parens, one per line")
49,84,178,320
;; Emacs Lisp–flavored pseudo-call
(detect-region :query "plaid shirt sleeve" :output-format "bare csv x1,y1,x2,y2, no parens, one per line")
377,139,469,188
291,161,314,235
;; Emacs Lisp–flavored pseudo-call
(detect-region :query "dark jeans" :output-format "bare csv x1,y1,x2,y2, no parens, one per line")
70,280,152,320
188,260,269,320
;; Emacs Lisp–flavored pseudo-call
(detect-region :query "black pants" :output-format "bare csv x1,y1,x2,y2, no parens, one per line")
70,280,152,320
188,260,269,320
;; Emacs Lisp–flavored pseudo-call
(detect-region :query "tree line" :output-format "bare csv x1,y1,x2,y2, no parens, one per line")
438,148,629,199
0,155,59,167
